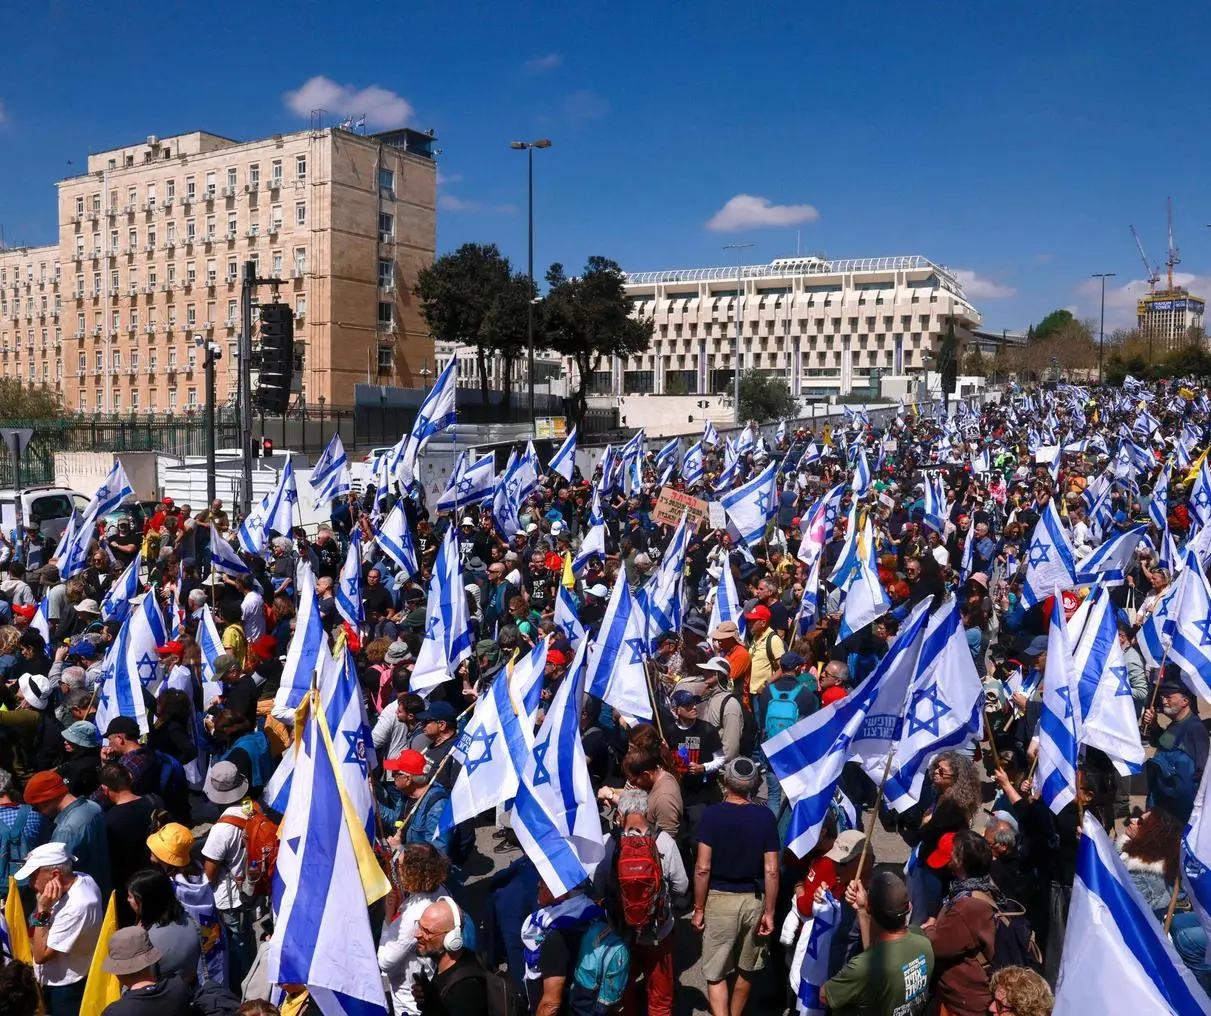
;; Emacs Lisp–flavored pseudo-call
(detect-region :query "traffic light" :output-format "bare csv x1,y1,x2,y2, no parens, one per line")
262,437,274,457
255,302,295,413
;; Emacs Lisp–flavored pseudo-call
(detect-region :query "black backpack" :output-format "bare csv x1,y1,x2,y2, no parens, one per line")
441,964,524,1016
726,693,758,758
971,891,1043,973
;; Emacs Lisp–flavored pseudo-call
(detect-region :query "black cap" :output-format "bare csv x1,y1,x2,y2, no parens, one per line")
105,716,141,740
868,871,911,931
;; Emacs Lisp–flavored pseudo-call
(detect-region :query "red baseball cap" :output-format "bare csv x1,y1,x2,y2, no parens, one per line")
744,604,772,622
547,649,569,667
925,831,957,870
156,641,184,657
12,604,36,621
383,750,429,776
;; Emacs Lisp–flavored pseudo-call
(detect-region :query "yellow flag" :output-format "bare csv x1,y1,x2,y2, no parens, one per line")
822,424,832,447
79,892,121,1013
5,877,31,965
562,551,575,590
1186,448,1209,485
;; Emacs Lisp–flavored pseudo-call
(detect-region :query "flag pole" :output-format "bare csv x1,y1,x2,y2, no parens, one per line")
1140,646,1171,734
395,701,476,838
856,747,897,878
1164,869,1182,934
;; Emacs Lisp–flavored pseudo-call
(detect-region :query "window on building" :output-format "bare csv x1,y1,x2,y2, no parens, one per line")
249,164,260,189
227,168,237,191
294,248,307,274
296,296,307,319
377,302,394,327
75,196,84,216
272,252,283,275
296,155,307,180
270,205,282,231
185,176,195,200
379,168,395,198
186,219,196,240
378,213,394,242
295,203,306,226
378,259,394,289
204,171,216,197
166,179,175,200
271,160,282,185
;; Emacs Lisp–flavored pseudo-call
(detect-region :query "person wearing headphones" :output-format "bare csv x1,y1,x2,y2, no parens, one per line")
413,896,489,1014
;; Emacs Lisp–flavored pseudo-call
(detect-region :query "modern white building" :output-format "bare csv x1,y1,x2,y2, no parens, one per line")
574,255,983,399
433,340,566,396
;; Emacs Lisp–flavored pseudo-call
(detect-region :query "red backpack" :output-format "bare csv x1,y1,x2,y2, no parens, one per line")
219,800,280,898
615,832,665,930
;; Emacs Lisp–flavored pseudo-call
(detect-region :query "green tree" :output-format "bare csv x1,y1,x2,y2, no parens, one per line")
543,257,653,429
0,380,61,420
738,370,795,422
480,271,535,411
961,349,988,377
1032,309,1075,343
415,243,512,405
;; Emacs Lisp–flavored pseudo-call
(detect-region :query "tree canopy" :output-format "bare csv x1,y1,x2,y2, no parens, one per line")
738,369,796,423
0,380,61,420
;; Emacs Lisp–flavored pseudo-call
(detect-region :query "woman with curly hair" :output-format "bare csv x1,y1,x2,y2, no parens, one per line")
906,750,983,920
1118,806,1182,917
989,966,1053,1016
378,843,452,1016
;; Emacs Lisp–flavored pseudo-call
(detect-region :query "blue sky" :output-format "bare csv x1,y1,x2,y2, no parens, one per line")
3,1,1211,333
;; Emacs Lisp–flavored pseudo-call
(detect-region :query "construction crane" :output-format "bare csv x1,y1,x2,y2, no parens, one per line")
1167,196,1182,292
1130,224,1161,292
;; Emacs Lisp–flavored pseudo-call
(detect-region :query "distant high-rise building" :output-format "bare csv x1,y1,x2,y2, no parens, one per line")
1137,289,1205,354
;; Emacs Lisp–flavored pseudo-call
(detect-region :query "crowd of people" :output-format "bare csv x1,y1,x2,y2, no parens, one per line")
0,377,1209,1016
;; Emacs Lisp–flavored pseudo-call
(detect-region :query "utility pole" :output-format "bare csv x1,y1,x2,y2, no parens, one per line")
723,242,755,425
510,139,552,432
199,334,220,506
1092,272,1115,384
239,261,255,515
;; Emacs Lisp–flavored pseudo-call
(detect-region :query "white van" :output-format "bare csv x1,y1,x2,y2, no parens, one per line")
0,486,92,541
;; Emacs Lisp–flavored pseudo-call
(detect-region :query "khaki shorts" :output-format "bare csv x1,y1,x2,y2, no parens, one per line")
700,890,768,983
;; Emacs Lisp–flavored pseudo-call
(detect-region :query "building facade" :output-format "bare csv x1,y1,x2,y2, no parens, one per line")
575,255,982,400
433,340,566,395
1137,289,1206,353
0,124,436,414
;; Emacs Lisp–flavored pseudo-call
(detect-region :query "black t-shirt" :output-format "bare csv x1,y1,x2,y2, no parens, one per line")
362,583,395,618
431,953,490,1016
105,796,157,895
525,926,588,1012
665,718,723,806
311,540,342,581
528,577,554,616
222,675,259,725
101,975,191,1015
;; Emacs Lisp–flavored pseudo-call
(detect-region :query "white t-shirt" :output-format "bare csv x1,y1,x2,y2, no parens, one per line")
37,873,103,987
202,805,248,910
241,590,266,642
377,891,440,1016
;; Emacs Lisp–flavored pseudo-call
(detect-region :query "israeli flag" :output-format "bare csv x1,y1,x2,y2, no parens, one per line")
646,513,688,644
237,458,298,556
791,555,821,638
922,472,947,534
516,440,542,503
1054,814,1211,1015
101,558,140,624
838,539,891,641
96,593,167,737
493,449,524,540
703,419,720,446
446,641,548,828
584,569,652,722
1138,577,1181,670
375,503,418,580
195,604,225,703
1150,462,1172,531
554,585,587,647
308,432,351,507
571,520,606,574
1185,765,1211,968
59,460,134,577
708,555,747,640
653,436,680,475
713,456,742,493
1069,587,1144,774
272,562,327,721
880,599,984,812
789,892,842,1016
52,511,81,576
409,526,474,697
1022,500,1078,609
519,639,604,875
209,523,250,577
721,460,777,548
396,357,458,489
851,447,872,498
1076,524,1148,587
335,531,364,632
31,593,51,651
798,484,843,568
765,602,932,857
548,427,578,483
828,501,862,587
799,442,821,468
959,516,975,585
268,697,390,1016
1192,458,1211,530
436,452,495,513
1166,548,1211,702
1038,592,1079,815
371,452,392,517
970,448,991,475
682,441,705,487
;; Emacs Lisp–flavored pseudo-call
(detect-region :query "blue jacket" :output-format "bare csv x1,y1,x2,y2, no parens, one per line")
402,782,451,855
220,731,272,790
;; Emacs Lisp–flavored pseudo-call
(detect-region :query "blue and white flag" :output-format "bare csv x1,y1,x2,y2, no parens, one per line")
409,526,474,697
838,536,892,641
765,603,932,856
735,425,756,456
959,515,975,585
708,556,746,639
970,449,991,474
553,585,587,647
268,694,390,1016
375,503,418,580
646,513,688,643
335,531,364,632
493,449,524,540
516,440,542,504
1166,548,1211,703
799,442,822,469
703,419,720,447
1054,814,1211,1016
101,558,140,624
828,502,863,587
880,598,984,812
53,511,81,576
1184,765,1211,970
789,893,842,1016
721,460,777,548
520,639,604,875
1069,586,1144,774
571,519,606,574
548,427,578,483
851,448,871,498
31,593,51,651
196,604,225,703
237,458,298,556
1022,500,1078,609
446,641,547,828
1075,524,1148,587
436,452,495,513
922,472,947,534
396,358,458,489
654,436,680,475
208,523,250,577
776,420,787,445
272,562,327,720
584,569,652,722
682,441,705,487
1038,592,1079,815
59,460,134,577
308,432,351,507
1193,457,1211,530
791,555,821,638
371,452,392,517
1150,462,1172,531
96,593,167,737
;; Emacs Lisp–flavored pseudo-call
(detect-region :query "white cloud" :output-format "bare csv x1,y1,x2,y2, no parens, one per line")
1072,271,1211,329
953,269,1016,300
435,170,462,187
563,90,610,122
526,53,563,73
284,76,413,129
437,194,515,215
706,194,820,233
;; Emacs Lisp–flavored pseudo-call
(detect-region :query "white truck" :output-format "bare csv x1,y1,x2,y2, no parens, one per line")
0,486,92,542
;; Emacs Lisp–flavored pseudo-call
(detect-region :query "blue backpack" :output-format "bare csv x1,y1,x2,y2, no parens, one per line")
153,751,191,825
764,686,802,741
0,805,30,895
1146,747,1198,823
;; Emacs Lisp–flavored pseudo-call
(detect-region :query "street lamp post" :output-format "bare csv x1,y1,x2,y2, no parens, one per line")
510,139,552,432
1092,272,1116,384
722,242,755,425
